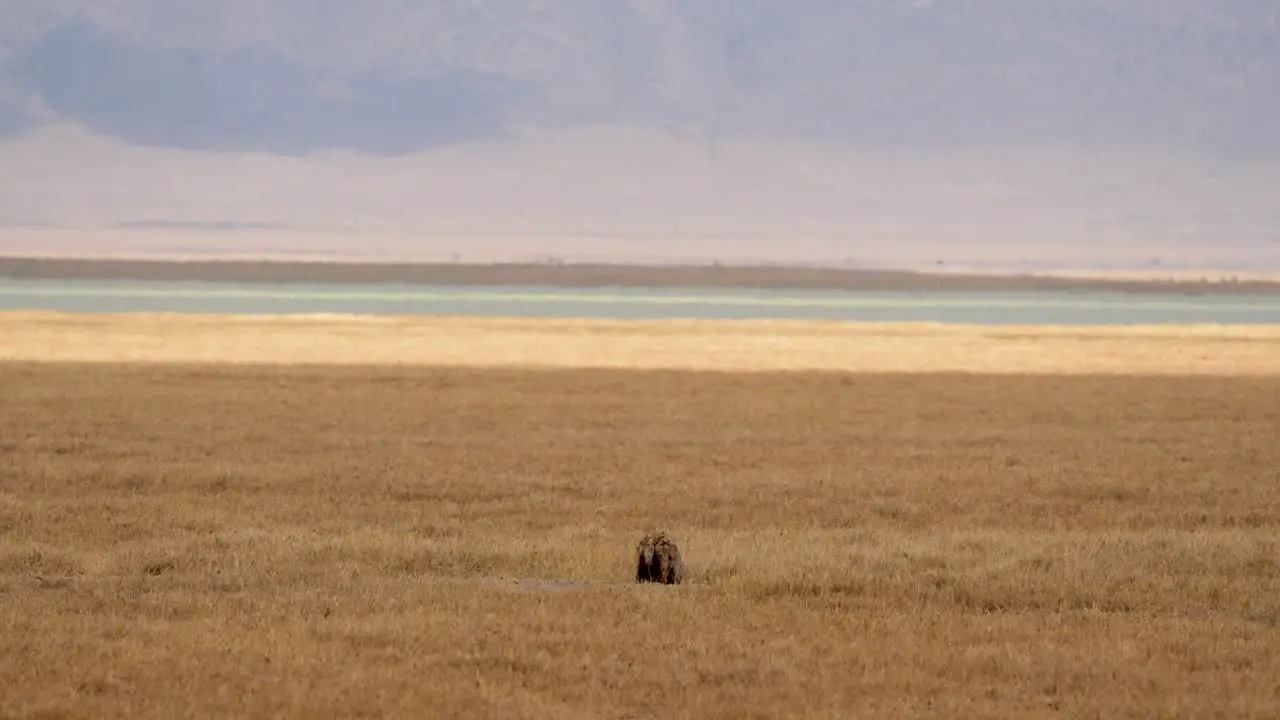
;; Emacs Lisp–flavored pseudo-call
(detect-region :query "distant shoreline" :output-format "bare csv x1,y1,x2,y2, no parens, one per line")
2,255,1279,295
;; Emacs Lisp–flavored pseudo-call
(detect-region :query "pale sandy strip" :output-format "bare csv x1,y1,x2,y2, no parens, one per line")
1,311,1278,375
1025,268,1280,283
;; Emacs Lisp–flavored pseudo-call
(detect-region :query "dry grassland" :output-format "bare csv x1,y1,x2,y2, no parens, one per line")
3,311,1280,375
3,359,1280,718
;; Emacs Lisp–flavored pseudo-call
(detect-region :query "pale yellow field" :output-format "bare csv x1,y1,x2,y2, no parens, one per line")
2,311,1279,374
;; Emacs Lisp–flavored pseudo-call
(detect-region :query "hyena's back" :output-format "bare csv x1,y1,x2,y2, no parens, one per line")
636,531,685,584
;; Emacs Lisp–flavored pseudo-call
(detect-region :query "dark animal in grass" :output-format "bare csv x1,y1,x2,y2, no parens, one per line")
636,531,685,584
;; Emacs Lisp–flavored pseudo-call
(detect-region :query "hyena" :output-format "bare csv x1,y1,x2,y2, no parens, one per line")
635,531,685,584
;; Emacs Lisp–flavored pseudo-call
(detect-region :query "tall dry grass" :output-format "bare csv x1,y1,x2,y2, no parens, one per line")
2,363,1279,718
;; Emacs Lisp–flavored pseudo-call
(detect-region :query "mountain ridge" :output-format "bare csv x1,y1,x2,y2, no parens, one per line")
1,1,1277,156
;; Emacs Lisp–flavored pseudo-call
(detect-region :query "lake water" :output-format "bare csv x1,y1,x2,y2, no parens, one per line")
1,278,1278,325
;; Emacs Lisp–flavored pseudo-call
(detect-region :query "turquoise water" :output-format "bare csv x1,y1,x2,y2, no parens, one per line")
1,278,1278,325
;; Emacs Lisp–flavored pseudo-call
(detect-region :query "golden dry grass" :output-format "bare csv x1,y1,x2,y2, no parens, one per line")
3,361,1280,718
3,311,1280,375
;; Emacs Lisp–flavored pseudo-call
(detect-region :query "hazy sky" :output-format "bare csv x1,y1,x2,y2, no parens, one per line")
1,2,1278,269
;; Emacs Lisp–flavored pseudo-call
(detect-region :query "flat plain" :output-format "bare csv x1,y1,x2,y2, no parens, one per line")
2,314,1280,718
4,311,1280,375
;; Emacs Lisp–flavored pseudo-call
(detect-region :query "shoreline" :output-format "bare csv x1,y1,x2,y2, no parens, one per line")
3,254,1280,295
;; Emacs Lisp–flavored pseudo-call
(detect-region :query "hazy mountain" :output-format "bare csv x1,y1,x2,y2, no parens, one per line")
6,22,528,154
2,1,1278,156
1,1,1278,270
0,97,24,135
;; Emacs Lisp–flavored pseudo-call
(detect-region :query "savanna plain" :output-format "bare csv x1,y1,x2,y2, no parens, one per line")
2,313,1280,718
